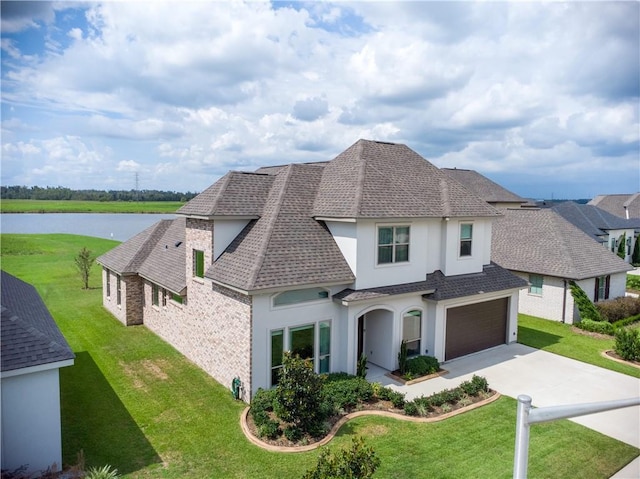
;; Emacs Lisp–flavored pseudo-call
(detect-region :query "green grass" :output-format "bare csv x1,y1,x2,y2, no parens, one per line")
1,234,637,478
518,314,640,378
0,199,182,213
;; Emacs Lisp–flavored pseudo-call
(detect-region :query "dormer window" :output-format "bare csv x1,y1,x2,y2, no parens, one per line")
377,226,410,264
459,223,473,257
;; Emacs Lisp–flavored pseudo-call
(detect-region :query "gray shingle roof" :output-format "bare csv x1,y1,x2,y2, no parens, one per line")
491,208,633,280
1,271,75,372
335,262,527,303
138,217,187,294
313,140,502,219
177,171,274,217
97,218,186,294
589,193,640,220
552,201,640,243
97,220,174,274
207,163,355,291
442,168,526,205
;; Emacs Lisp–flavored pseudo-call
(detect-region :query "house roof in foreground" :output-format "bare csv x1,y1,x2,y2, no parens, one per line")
589,193,640,220
491,209,632,280
97,217,187,294
442,168,527,205
1,271,75,373
552,201,640,243
334,262,527,303
312,140,501,219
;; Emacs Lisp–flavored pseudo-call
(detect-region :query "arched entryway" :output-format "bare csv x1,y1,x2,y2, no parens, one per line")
356,308,395,371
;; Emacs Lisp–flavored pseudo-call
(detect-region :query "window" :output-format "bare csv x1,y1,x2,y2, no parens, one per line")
291,325,315,365
273,288,329,307
595,275,610,302
377,226,410,264
459,223,473,257
162,288,167,307
529,274,543,295
171,292,184,304
271,330,284,386
193,249,205,278
403,310,422,357
106,270,111,298
319,321,331,374
152,284,159,306
116,276,122,306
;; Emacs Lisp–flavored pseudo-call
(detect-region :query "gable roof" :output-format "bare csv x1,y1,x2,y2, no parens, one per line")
313,140,501,219
552,201,640,243
491,208,632,280
442,168,526,205
97,217,187,294
207,163,355,291
1,271,75,373
589,193,640,220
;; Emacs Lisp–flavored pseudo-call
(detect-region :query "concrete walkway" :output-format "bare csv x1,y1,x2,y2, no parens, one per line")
368,343,640,477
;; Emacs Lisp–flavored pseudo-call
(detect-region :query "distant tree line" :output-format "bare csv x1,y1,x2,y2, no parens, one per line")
1,185,198,202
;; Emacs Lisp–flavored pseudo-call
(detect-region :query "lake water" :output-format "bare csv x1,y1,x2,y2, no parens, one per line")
0,213,176,242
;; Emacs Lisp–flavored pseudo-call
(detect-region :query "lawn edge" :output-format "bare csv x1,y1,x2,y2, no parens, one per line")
240,392,502,453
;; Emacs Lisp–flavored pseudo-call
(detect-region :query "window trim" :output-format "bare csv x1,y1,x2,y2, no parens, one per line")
193,249,205,278
459,222,473,258
402,309,422,357
116,275,122,306
377,224,411,265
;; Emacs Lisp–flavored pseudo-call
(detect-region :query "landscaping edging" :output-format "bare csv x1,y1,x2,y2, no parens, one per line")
240,391,501,453
601,350,640,369
385,368,449,386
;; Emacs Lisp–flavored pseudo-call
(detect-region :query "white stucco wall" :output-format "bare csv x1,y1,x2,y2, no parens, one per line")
605,228,636,263
1,368,63,475
441,218,490,277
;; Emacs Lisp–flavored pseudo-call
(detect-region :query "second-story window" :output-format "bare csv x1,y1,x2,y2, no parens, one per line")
378,226,410,264
193,249,205,278
459,223,473,257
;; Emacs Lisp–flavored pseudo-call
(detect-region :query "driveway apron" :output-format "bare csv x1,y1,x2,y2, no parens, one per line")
374,343,640,449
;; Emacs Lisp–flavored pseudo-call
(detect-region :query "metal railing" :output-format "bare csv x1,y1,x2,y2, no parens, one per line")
513,394,640,479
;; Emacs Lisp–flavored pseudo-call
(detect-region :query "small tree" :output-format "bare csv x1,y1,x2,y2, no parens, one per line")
273,352,325,434
397,340,408,375
75,247,96,289
632,235,640,266
301,436,381,479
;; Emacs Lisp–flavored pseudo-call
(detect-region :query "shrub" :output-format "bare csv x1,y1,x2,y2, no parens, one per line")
388,390,406,408
274,352,325,433
576,319,615,335
632,238,640,265
250,388,276,427
398,340,408,375
403,401,419,416
614,328,640,361
570,281,603,322
596,296,640,323
627,275,640,291
85,465,120,479
284,425,303,442
613,314,640,329
301,436,381,479
405,355,439,377
258,419,281,440
617,233,626,259
470,375,489,393
356,353,368,379
322,377,373,411
323,372,354,383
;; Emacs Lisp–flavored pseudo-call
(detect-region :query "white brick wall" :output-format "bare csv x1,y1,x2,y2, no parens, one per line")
515,272,577,323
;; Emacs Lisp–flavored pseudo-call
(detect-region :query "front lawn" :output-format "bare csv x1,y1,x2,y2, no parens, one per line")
518,314,640,378
1,234,637,478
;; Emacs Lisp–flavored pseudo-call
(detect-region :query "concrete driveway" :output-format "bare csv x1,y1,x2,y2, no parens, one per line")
370,342,640,447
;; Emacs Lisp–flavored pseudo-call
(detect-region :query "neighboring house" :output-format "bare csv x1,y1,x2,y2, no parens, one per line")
97,139,527,401
491,209,633,324
442,168,527,209
1,271,75,475
589,193,640,220
552,201,640,264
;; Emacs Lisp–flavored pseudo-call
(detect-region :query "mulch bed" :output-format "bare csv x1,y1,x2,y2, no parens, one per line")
243,389,498,450
602,349,640,368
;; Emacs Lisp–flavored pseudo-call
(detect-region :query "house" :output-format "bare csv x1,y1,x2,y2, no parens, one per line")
1,271,75,475
491,209,633,323
589,193,640,220
97,139,527,401
442,168,527,209
551,201,640,264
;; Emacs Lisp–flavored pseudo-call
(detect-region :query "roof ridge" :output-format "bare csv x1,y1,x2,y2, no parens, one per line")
354,140,366,216
440,177,451,217
624,192,640,207
245,165,294,288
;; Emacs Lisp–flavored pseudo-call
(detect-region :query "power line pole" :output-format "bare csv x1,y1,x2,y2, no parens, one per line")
135,172,140,201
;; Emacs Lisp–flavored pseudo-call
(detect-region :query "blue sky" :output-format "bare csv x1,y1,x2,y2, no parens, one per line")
1,1,639,199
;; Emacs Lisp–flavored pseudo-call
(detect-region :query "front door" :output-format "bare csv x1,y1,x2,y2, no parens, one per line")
357,315,365,360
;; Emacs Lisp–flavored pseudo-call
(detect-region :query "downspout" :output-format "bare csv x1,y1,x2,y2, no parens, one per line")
561,280,567,323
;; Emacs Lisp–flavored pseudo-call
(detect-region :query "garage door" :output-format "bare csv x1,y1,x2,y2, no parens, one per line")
445,298,508,361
